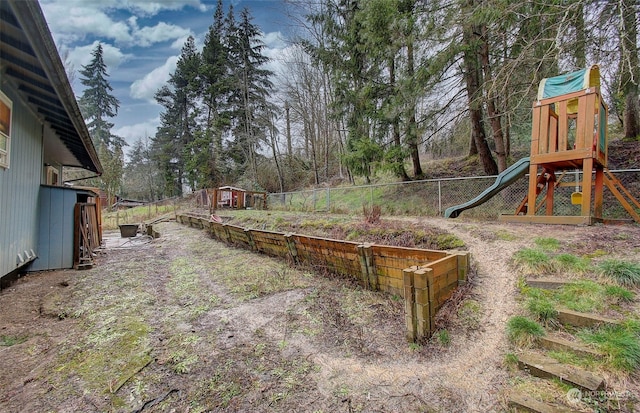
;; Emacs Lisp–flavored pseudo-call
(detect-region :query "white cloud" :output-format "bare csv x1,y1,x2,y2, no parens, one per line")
42,2,133,44
68,41,132,70
114,118,160,145
123,0,208,15
135,22,193,47
42,0,200,48
130,56,179,102
262,31,287,50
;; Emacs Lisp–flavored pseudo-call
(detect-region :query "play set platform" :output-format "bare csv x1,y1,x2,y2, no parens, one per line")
446,65,639,225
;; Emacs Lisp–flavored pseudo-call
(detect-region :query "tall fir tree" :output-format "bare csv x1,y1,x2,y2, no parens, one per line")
153,36,202,195
77,43,124,207
226,7,275,185
78,44,120,148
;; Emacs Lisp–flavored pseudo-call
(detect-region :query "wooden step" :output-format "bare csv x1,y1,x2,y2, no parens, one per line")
517,352,604,392
538,335,602,359
508,391,580,413
557,309,620,328
526,278,568,290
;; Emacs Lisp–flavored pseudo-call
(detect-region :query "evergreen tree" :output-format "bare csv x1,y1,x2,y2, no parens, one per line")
78,43,120,148
152,36,201,195
226,7,275,185
77,43,124,206
200,0,231,187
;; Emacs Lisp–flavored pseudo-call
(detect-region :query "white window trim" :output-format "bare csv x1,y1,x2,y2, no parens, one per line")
0,90,12,169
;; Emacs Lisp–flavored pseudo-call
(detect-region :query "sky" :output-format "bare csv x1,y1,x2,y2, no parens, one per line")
40,0,294,148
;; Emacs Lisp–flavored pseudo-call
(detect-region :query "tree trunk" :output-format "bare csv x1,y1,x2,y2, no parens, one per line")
479,25,507,172
574,3,586,69
269,117,285,193
462,21,498,175
285,101,293,160
390,57,410,180
620,0,640,139
406,35,423,177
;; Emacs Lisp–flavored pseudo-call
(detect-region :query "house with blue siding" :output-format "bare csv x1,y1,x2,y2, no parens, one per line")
0,0,103,286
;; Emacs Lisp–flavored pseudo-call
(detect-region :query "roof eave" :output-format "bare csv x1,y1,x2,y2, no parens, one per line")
9,0,103,174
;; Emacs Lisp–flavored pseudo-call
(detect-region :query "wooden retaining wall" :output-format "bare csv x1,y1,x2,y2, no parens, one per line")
176,214,469,342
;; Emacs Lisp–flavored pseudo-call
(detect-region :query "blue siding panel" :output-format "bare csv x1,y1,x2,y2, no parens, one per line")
61,190,76,268
30,186,78,271
0,86,42,277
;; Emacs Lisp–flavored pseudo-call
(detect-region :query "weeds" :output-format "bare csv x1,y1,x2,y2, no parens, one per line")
554,253,590,274
434,329,451,347
579,322,640,372
435,233,465,249
597,259,640,287
457,299,482,330
522,281,633,316
512,248,552,274
0,334,27,347
526,294,558,324
534,237,561,252
506,316,545,347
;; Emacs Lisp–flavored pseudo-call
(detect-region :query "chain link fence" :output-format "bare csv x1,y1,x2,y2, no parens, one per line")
267,169,640,220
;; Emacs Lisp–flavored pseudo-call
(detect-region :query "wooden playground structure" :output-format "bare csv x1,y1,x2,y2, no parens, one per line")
501,65,640,225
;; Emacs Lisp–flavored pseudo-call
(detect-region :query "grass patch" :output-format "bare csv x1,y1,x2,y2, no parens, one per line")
578,321,640,372
0,334,28,347
513,246,595,276
102,204,176,230
534,237,560,252
224,258,310,300
506,316,545,347
526,292,558,324
523,281,633,315
495,229,518,241
547,350,596,369
554,253,590,274
435,233,465,249
512,248,552,274
434,329,451,347
457,299,482,330
597,259,640,287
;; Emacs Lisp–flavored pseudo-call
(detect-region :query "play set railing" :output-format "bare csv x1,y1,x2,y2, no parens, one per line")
531,87,608,168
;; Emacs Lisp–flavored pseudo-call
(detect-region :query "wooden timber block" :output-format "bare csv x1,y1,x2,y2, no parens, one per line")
556,309,620,328
538,335,602,359
526,278,569,290
507,391,580,413
517,352,604,392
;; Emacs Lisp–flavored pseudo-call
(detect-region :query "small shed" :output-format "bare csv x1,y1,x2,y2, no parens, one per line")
212,186,267,210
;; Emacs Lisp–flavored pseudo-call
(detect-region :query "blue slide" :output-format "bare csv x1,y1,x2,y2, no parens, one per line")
445,157,531,218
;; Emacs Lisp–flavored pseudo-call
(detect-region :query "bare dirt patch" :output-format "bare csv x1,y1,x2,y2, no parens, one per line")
1,217,639,412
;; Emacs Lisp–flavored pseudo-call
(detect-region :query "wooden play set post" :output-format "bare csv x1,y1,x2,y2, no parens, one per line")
501,65,640,225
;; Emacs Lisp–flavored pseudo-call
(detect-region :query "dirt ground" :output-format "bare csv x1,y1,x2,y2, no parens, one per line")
1,216,639,413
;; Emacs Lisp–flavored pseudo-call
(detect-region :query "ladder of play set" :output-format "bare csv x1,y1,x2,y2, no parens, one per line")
603,169,640,223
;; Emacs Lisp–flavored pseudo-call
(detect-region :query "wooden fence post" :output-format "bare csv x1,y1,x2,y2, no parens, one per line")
403,267,417,342
457,252,470,285
414,268,433,340
364,245,378,291
245,229,256,251
221,223,232,243
357,245,370,288
285,233,298,264
357,244,378,290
